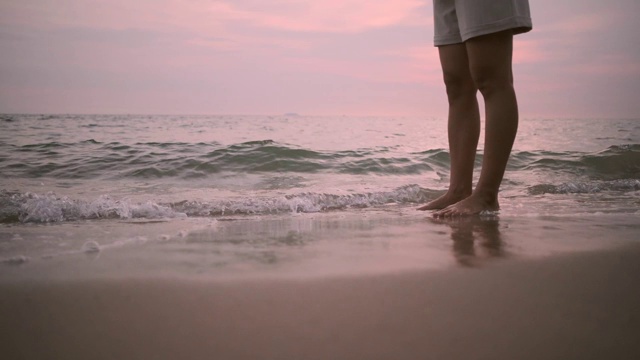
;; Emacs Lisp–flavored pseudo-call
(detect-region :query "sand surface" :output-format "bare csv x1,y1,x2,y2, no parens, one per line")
3,243,640,360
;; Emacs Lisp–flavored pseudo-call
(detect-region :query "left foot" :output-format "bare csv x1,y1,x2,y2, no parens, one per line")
432,193,499,218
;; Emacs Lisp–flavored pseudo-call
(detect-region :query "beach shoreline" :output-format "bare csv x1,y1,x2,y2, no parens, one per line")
4,211,640,280
3,242,640,360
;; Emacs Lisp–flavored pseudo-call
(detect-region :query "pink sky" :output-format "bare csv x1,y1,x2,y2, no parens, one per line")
1,0,639,118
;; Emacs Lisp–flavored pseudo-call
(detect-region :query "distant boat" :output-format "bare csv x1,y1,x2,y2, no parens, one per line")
283,113,300,117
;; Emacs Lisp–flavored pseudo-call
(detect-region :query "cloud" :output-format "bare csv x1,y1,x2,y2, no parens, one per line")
0,1,428,54
0,1,225,34
3,0,636,117
543,13,609,35
568,55,640,77
513,39,548,64
207,0,426,33
0,1,425,33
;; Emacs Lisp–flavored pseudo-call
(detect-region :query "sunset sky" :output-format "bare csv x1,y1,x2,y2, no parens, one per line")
1,0,639,118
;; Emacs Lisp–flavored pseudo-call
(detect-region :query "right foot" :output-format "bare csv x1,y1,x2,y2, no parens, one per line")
417,191,470,211
432,192,499,218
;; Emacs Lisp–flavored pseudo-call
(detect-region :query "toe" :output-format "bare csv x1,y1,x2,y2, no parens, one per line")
434,206,453,218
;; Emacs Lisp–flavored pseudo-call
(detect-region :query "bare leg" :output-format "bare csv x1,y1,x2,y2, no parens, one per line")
418,43,480,210
434,31,518,218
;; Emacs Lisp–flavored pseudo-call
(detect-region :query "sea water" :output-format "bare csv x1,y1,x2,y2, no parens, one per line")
1,115,639,278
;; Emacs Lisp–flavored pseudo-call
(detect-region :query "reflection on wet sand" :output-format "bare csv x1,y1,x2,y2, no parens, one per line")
429,216,505,267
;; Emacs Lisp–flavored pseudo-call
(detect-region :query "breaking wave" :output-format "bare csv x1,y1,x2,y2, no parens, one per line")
0,185,437,224
527,179,640,195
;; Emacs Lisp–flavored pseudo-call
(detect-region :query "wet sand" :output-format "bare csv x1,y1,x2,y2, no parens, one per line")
3,243,640,360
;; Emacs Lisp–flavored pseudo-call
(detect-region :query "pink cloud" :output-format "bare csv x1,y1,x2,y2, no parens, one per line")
0,0,426,33
0,1,426,53
568,55,640,76
0,1,225,33
386,45,443,83
208,0,425,33
189,33,311,53
544,13,609,35
282,47,441,86
513,39,548,64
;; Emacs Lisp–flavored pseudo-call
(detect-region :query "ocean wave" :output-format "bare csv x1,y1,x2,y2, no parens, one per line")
1,140,639,179
0,191,185,224
0,140,445,179
527,179,640,195
514,144,640,179
0,185,437,224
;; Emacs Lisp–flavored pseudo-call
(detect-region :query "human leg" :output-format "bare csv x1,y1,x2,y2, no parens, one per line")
433,30,517,217
418,43,480,211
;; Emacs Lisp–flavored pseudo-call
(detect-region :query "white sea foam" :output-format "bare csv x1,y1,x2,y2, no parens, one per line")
81,241,101,253
13,192,187,223
1,255,30,265
528,179,640,195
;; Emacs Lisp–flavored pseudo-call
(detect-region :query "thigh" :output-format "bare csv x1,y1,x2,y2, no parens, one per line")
438,43,475,91
465,31,514,85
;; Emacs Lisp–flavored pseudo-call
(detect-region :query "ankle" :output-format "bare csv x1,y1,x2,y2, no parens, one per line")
472,188,498,204
449,186,472,198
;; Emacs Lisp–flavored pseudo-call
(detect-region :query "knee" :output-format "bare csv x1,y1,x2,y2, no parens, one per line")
470,66,514,98
442,72,477,103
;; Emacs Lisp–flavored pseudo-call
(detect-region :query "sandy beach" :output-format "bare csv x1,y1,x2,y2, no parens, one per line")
3,240,640,360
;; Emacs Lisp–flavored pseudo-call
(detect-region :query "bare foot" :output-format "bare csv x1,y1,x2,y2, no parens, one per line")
432,192,499,218
417,190,470,211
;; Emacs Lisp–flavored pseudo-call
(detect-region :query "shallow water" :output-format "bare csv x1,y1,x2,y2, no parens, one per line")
2,211,639,281
1,114,639,278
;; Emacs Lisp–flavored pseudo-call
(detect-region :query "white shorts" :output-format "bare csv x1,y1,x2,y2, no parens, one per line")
433,0,532,46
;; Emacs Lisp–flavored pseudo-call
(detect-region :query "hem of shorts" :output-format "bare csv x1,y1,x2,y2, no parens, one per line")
461,16,532,42
434,16,532,47
434,34,463,47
